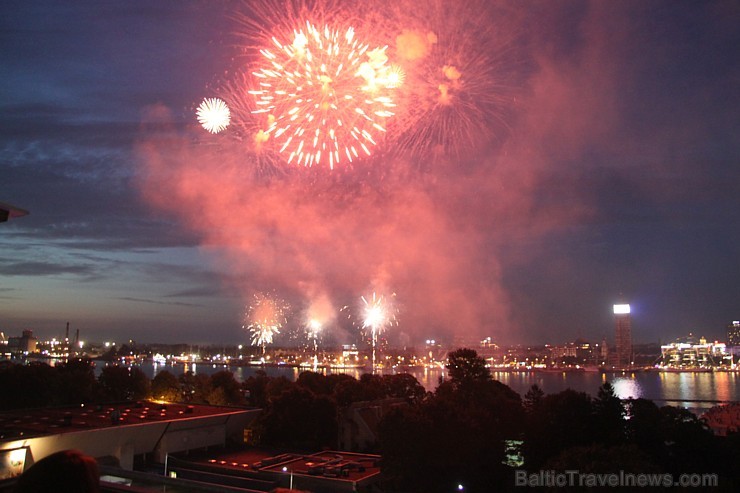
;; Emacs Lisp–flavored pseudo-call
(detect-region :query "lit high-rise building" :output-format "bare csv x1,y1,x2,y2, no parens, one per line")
727,321,740,347
613,304,632,367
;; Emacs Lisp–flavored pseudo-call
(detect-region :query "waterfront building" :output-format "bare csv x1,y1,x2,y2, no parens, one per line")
659,335,729,368
477,337,501,361
6,330,37,356
727,321,740,346
340,344,360,367
549,344,577,360
613,304,632,367
547,340,601,367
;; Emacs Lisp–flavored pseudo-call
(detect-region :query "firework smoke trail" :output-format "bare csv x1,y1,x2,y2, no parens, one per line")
197,98,231,134
361,292,397,373
243,292,289,357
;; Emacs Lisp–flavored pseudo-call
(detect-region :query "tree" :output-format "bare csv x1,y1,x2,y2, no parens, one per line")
625,398,666,461
209,370,244,406
655,405,717,475
379,366,522,493
331,375,366,407
381,373,427,403
523,389,595,469
592,382,625,446
151,370,181,402
242,370,270,407
445,348,490,386
523,384,545,415
56,358,98,405
258,387,337,449
98,366,150,402
0,362,59,409
265,376,295,402
179,371,212,404
379,405,437,491
296,371,332,396
545,443,660,475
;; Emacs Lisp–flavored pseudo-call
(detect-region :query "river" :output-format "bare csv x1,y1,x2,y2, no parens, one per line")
122,361,739,413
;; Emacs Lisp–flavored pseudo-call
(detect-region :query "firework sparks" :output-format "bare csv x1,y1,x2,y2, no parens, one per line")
382,0,523,162
249,21,399,169
306,318,323,340
197,97,231,134
243,292,289,355
361,291,397,372
306,318,323,369
199,0,521,170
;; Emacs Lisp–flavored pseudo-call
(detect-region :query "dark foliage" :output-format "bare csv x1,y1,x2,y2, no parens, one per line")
379,349,523,493
151,370,181,402
56,359,97,405
445,347,491,386
523,388,595,469
2,355,738,491
98,365,150,402
0,361,59,409
257,386,337,449
208,370,245,406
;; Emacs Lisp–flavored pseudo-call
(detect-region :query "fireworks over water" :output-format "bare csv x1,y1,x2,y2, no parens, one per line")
306,318,322,369
361,292,398,372
139,0,532,352
243,293,289,356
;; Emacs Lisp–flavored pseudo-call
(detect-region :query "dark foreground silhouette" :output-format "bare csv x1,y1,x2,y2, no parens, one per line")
14,449,99,493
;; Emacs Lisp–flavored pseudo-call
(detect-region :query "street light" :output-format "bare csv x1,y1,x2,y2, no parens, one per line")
282,466,294,490
457,484,464,491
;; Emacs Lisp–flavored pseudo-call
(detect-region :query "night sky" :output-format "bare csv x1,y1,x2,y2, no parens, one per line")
1,0,738,347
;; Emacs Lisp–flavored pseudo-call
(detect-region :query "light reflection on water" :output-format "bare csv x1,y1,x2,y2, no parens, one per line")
95,361,739,411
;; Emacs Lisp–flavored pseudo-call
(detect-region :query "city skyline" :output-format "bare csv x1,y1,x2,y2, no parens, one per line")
1,1,738,346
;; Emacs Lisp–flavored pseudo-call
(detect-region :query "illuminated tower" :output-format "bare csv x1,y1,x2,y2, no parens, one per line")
727,321,740,346
613,304,632,367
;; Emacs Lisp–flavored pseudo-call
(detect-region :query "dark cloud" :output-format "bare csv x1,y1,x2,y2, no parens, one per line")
115,296,202,308
0,259,96,277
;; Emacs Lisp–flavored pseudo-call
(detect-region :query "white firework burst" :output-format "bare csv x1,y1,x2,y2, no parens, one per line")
197,97,231,134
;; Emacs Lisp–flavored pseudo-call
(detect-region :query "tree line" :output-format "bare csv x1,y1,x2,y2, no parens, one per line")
1,350,738,492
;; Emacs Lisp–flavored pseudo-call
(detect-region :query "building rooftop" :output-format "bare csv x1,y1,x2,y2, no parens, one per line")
167,448,383,491
0,401,251,442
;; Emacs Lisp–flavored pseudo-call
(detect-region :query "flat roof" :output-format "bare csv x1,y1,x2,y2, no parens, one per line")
261,450,381,482
0,401,253,442
189,449,382,483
